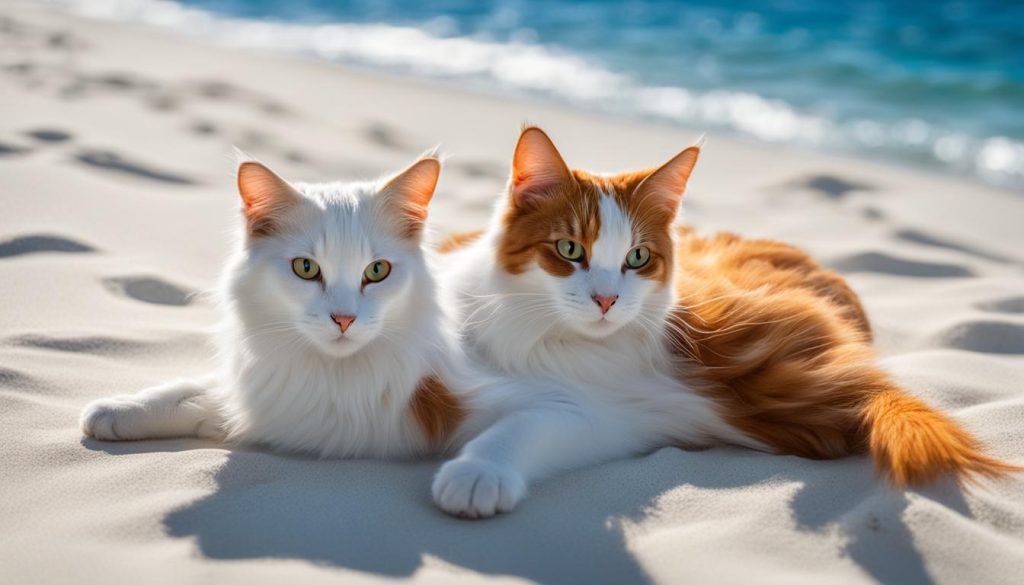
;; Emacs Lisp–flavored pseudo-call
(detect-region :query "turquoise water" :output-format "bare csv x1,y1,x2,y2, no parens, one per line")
58,0,1024,188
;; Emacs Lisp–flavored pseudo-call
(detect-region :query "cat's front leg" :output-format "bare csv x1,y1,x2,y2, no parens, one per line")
432,405,644,518
81,377,224,441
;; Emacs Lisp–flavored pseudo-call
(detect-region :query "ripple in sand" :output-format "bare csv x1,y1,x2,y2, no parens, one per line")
977,297,1024,314
0,234,96,258
935,320,1024,355
0,367,35,388
74,149,196,185
895,228,1014,264
102,276,194,307
8,334,151,355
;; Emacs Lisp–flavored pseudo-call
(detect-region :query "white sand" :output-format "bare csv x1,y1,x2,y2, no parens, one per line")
2,2,1024,583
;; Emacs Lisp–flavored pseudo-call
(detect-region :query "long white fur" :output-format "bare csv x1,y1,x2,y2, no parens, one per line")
81,163,460,460
431,180,761,518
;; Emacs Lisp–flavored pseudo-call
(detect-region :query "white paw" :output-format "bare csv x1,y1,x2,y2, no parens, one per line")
432,458,527,519
80,395,147,440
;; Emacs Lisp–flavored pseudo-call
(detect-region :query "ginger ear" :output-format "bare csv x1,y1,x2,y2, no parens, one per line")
509,126,573,208
237,161,301,237
379,156,441,239
634,144,701,219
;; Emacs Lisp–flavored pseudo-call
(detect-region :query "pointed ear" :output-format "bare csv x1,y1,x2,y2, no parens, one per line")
237,161,302,237
379,156,441,239
634,144,701,219
509,126,573,208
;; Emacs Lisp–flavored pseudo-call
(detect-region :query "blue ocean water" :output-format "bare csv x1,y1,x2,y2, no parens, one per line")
57,0,1024,188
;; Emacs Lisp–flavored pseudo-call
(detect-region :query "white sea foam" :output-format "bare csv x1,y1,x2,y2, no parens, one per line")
49,0,1024,188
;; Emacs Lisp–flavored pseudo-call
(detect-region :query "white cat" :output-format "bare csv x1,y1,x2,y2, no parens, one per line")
81,154,470,459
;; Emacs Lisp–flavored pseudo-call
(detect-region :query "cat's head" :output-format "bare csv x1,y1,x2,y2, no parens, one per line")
494,127,699,339
231,155,441,358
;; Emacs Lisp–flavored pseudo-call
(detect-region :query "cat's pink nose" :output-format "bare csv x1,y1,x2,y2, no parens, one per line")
592,294,618,314
331,314,356,333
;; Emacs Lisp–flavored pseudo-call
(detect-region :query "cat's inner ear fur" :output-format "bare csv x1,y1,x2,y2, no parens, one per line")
633,144,700,220
237,161,302,237
378,156,441,239
510,126,573,209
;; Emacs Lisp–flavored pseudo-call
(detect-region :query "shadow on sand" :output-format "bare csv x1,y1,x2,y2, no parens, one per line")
83,438,968,584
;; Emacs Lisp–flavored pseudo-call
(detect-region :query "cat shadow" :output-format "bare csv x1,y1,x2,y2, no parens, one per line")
83,438,969,584
157,448,655,583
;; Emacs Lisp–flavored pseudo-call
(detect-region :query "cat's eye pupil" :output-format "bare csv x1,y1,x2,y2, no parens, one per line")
292,257,320,280
363,259,391,283
557,239,584,262
625,246,650,269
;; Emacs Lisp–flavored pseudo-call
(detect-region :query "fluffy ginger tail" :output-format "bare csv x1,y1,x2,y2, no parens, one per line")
862,385,1021,487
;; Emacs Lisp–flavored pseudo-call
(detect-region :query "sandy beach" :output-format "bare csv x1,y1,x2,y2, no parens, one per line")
2,1,1024,583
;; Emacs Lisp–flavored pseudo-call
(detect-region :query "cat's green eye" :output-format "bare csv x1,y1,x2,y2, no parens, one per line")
625,246,651,269
363,260,392,283
292,257,321,280
556,239,584,262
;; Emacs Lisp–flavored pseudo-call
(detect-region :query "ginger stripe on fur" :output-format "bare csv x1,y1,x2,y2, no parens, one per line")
666,230,1019,484
437,229,484,254
410,376,465,445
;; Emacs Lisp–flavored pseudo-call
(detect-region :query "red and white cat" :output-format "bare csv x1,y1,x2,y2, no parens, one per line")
432,127,1018,517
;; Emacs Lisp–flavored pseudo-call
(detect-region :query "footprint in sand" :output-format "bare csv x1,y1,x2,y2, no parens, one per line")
860,206,885,221
102,276,194,307
365,122,408,151
194,80,236,99
829,251,974,278
146,91,181,112
0,142,31,156
74,149,196,185
284,150,308,164
25,128,72,143
934,320,1024,355
894,228,1015,264
0,234,96,258
452,160,506,180
239,130,272,149
86,72,155,92
190,120,218,136
45,30,83,52
260,101,289,116
977,297,1024,314
3,61,35,77
788,174,877,200
190,80,289,116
